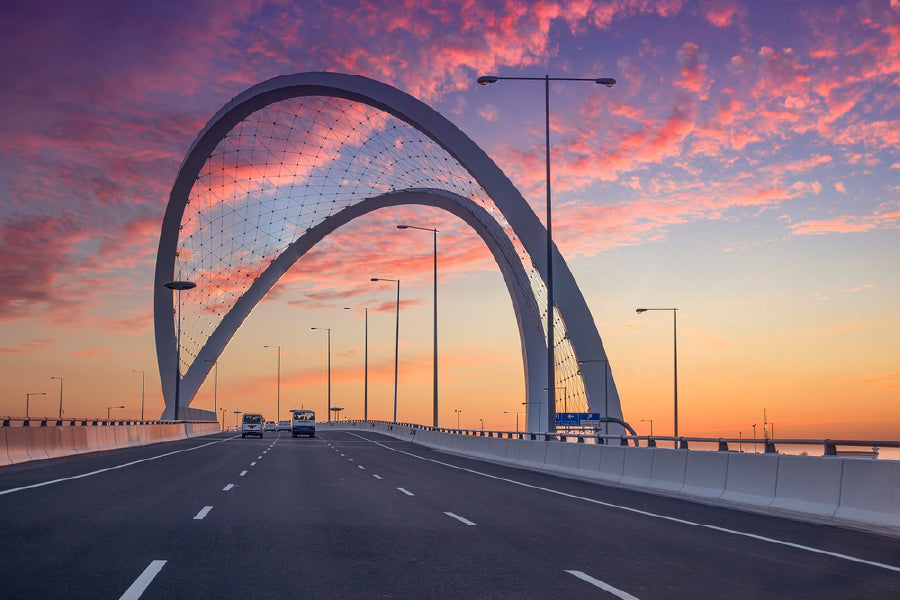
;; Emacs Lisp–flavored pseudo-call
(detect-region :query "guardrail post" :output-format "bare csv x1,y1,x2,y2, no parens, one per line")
647,437,656,447
717,439,729,452
679,438,689,449
765,440,777,453
619,436,628,446
824,440,837,455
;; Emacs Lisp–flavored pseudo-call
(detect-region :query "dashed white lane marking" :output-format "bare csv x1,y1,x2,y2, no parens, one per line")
348,458,355,462
239,470,248,477
444,512,476,526
397,487,414,496
373,475,384,480
347,433,900,574
119,559,166,600
566,570,640,599
193,506,213,520
223,484,234,491
358,465,366,470
250,462,257,466
340,453,345,457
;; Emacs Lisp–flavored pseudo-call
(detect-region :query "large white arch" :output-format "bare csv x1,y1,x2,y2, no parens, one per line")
154,72,621,429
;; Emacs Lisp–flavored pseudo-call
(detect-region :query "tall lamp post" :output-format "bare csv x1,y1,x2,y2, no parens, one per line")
233,410,242,430
219,407,226,431
311,328,332,423
504,411,523,432
26,392,45,419
477,73,616,434
578,359,609,434
371,278,400,422
163,280,196,420
132,370,145,420
263,345,281,422
397,224,439,427
454,409,462,429
344,307,368,421
636,308,678,440
50,376,63,419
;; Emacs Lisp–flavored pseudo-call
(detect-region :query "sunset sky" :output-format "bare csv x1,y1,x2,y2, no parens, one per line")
1,0,897,441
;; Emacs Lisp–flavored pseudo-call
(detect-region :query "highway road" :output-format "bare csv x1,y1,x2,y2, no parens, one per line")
0,429,898,599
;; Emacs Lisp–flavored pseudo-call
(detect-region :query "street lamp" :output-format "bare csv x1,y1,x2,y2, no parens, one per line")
478,73,616,434
344,307,369,421
233,409,242,429
163,279,196,420
454,409,462,429
107,405,125,420
504,411,523,432
50,376,63,419
371,278,401,422
542,386,567,412
641,419,654,437
263,345,281,422
219,407,226,431
132,370,145,420
397,224,439,428
311,328,332,423
26,392,45,419
578,359,609,434
636,308,678,439
204,360,218,417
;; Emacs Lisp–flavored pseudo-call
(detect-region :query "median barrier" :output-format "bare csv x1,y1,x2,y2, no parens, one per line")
5,428,32,463
721,452,779,508
834,458,900,530
620,446,655,488
555,442,583,478
770,454,843,518
542,440,565,473
597,444,626,483
26,427,51,461
681,451,729,499
72,427,89,453
573,444,603,480
0,429,9,466
57,427,77,458
647,448,688,493
500,437,522,465
515,440,548,470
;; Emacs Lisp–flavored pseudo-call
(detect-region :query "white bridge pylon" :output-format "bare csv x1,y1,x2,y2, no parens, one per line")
154,71,622,430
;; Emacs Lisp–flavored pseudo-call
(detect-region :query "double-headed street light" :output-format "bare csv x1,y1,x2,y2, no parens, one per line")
26,392,45,419
311,328,332,423
163,279,196,420
397,224,439,427
636,308,678,439
344,307,369,421
477,73,615,433
263,345,281,422
454,408,462,429
371,278,401,422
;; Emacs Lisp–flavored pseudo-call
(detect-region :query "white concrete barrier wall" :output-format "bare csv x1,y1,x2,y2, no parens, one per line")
324,423,898,535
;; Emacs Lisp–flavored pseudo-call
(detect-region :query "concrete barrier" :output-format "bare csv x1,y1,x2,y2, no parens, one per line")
573,444,603,480
771,455,843,518
722,452,779,508
26,427,51,461
647,448,688,493
682,451,729,499
834,458,900,530
620,446,655,488
0,429,10,466
597,445,626,483
556,442,583,478
5,428,32,463
515,440,548,470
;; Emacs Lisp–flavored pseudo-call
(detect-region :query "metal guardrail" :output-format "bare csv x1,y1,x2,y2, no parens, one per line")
333,420,898,457
1,417,218,428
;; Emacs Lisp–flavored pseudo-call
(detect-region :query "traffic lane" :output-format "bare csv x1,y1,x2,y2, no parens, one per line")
146,432,572,599
325,432,900,599
0,433,264,599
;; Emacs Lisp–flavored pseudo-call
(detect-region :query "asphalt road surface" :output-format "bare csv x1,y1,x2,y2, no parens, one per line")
1,430,898,599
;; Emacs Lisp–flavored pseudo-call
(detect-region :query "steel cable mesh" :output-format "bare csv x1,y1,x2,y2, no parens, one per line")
173,95,588,412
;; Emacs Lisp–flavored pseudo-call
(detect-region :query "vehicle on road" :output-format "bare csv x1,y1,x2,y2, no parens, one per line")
241,413,264,438
277,420,291,432
264,421,277,432
291,409,316,438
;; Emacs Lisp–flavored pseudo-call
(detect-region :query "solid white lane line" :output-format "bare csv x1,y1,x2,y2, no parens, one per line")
194,506,213,520
565,571,640,599
0,438,231,497
444,512,476,526
397,487,414,496
223,484,234,491
373,474,384,480
239,470,248,477
119,560,166,600
345,432,900,574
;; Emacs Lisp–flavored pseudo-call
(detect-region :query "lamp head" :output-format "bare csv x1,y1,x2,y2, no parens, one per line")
396,225,409,229
596,77,616,88
636,308,648,314
477,75,498,86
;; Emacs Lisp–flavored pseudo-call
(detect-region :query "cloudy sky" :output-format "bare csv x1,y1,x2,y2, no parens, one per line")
1,0,897,441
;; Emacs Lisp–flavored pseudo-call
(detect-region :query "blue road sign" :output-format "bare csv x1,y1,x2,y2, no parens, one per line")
555,412,600,427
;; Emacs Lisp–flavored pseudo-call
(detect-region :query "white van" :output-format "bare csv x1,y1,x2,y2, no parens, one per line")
241,413,264,438
291,409,316,438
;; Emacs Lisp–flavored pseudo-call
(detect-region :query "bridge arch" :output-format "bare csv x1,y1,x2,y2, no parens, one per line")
154,72,621,429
